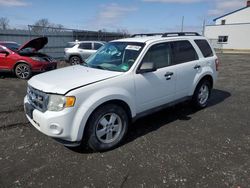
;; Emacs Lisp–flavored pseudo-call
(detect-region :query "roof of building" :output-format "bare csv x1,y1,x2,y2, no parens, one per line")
213,6,250,21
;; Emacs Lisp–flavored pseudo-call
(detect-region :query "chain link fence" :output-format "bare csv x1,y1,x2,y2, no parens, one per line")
0,26,128,59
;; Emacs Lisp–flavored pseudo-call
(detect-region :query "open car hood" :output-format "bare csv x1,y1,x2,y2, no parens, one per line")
18,37,48,52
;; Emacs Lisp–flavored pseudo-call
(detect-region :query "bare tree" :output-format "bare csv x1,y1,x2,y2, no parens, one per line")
32,18,65,32
34,18,50,28
0,17,9,30
116,28,129,37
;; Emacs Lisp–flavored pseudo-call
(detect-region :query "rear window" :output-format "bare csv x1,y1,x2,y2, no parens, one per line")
171,40,198,64
195,40,214,58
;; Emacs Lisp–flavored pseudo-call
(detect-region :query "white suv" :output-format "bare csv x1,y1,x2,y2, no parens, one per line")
64,41,106,65
24,32,219,151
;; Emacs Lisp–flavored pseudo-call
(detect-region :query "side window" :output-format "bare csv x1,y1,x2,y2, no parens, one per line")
171,41,198,64
79,43,92,50
94,43,103,50
218,36,228,43
142,43,171,69
194,39,214,58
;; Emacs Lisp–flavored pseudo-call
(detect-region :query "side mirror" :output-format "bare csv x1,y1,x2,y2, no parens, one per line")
137,62,157,74
0,50,9,56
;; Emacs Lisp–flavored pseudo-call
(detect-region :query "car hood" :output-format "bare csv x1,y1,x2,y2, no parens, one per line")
28,65,123,94
18,37,48,52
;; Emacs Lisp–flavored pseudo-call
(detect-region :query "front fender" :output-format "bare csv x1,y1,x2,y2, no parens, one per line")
71,87,136,141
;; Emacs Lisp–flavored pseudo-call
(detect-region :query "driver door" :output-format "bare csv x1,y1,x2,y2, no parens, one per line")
134,42,177,113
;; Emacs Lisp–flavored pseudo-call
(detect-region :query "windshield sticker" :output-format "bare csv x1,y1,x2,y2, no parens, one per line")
126,45,141,51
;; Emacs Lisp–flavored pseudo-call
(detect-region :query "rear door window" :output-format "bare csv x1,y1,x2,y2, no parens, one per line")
170,40,198,64
194,39,214,58
79,43,92,50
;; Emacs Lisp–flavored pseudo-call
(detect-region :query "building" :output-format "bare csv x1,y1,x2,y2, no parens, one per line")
205,1,250,51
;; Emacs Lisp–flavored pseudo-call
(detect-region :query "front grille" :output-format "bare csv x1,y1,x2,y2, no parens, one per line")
27,86,48,112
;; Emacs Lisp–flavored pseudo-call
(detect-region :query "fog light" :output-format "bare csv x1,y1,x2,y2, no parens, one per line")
49,124,62,135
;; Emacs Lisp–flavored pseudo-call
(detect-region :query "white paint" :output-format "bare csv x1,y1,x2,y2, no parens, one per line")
205,6,250,50
205,24,250,50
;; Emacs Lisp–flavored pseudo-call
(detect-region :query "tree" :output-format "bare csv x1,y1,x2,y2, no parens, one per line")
0,17,9,30
32,19,64,32
34,18,50,28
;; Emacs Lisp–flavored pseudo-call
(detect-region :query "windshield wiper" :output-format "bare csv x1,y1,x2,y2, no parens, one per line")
96,65,109,70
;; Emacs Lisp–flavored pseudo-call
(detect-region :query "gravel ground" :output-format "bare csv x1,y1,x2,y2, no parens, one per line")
0,54,249,188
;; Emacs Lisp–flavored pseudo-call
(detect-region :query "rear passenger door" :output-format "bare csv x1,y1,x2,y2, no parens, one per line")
170,40,200,98
78,42,94,59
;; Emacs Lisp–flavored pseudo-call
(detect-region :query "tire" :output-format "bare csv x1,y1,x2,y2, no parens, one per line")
85,104,129,152
192,80,212,109
69,56,82,65
15,63,31,79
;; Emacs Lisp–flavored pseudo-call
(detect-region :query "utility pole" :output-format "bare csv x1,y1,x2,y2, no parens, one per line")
181,16,184,32
202,19,206,36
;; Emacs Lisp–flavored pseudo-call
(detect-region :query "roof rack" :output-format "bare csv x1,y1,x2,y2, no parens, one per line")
131,33,163,37
131,32,201,38
162,32,200,37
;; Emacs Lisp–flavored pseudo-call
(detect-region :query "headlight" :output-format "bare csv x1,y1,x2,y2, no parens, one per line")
30,56,45,62
47,95,76,111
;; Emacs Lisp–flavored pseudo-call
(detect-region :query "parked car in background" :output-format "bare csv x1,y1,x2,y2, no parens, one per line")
0,37,57,79
64,41,106,65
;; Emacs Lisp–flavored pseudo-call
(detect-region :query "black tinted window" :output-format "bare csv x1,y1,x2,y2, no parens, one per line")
171,41,198,64
142,43,171,69
94,43,103,50
218,36,228,43
195,40,213,58
79,43,92,50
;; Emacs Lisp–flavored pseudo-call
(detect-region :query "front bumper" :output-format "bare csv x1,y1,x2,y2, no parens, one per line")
24,96,78,142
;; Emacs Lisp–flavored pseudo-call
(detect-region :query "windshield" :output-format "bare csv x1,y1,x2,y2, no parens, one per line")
84,42,145,72
1,42,20,52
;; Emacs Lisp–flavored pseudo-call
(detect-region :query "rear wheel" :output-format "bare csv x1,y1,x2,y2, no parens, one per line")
15,63,31,79
85,104,129,151
69,56,82,65
192,80,211,109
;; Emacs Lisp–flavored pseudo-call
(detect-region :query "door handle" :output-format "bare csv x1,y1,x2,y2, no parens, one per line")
194,65,201,69
164,72,174,80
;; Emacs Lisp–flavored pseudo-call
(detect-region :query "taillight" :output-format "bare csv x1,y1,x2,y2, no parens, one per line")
215,58,219,71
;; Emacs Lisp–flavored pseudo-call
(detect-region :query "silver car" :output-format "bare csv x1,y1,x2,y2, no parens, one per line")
64,41,106,65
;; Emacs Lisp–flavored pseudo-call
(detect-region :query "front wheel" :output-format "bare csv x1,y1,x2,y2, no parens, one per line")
15,63,31,79
85,104,129,151
192,80,211,109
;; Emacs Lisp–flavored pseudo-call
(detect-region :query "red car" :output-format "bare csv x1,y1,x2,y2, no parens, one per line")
0,37,57,79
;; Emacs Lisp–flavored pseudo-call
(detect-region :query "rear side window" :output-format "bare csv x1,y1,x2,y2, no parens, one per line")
94,43,103,50
195,40,213,58
79,43,92,50
170,40,198,64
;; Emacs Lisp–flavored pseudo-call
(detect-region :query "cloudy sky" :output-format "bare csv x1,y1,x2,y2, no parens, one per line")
0,0,247,33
